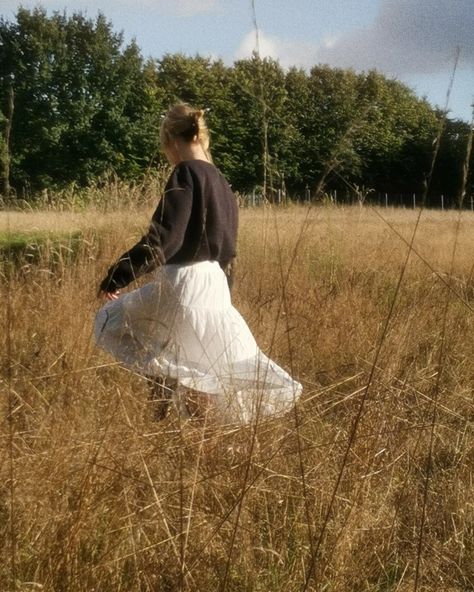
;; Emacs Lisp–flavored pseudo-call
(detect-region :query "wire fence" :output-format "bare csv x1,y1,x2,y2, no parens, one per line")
239,187,474,211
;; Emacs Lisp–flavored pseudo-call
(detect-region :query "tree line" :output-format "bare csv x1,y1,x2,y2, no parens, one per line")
0,8,472,205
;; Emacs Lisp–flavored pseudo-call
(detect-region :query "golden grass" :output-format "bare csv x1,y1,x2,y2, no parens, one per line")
2,203,474,591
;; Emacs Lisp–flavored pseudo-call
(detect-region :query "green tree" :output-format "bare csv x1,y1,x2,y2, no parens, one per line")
285,66,362,193
431,117,473,205
227,54,290,195
284,67,312,192
353,71,438,195
0,8,163,192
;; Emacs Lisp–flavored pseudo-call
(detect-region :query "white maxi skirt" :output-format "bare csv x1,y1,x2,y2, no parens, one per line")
95,261,302,424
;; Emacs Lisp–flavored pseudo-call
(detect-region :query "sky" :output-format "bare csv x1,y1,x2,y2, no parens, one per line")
0,0,472,121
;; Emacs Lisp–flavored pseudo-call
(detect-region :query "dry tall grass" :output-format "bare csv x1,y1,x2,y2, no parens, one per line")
2,204,474,591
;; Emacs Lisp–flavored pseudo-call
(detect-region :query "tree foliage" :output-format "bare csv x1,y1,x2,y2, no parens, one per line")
0,8,163,192
0,8,471,204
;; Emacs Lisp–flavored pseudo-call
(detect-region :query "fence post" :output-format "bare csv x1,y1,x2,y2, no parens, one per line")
441,194,444,211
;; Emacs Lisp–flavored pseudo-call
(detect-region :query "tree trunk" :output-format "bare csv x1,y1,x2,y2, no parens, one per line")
2,85,14,198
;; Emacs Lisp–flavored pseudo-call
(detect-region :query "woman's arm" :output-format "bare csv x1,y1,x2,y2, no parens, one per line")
99,165,194,293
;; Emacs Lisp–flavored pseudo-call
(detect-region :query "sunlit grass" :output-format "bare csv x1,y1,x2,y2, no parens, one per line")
1,202,474,591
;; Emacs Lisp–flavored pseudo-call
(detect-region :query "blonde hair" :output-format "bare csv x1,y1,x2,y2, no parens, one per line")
160,103,211,157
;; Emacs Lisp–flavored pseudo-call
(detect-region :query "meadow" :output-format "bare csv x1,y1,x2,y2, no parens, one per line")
1,202,474,591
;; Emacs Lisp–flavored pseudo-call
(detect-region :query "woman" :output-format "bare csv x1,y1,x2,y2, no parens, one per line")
95,103,302,423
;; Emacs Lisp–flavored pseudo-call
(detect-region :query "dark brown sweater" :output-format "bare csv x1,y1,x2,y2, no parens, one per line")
99,160,238,292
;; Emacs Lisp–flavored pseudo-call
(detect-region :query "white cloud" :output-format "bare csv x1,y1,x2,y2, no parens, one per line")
321,34,338,50
235,29,318,69
317,0,474,75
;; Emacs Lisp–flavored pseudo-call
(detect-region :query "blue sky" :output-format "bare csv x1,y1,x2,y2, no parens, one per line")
1,0,472,121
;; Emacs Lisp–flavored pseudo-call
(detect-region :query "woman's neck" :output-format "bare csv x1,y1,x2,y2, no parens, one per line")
174,140,210,165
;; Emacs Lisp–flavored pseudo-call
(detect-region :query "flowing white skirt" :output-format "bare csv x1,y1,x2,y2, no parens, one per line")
94,261,302,423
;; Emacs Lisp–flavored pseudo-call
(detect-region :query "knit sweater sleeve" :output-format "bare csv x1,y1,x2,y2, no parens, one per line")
99,165,194,292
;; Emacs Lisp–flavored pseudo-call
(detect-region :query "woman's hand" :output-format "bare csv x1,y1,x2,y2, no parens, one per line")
99,290,120,301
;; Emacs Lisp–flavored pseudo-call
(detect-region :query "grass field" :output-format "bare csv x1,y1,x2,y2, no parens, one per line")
1,203,474,591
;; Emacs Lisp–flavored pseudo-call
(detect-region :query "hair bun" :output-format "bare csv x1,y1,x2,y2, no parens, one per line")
160,102,211,154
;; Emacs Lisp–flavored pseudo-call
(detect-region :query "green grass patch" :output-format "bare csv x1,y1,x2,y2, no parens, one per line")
0,230,83,268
